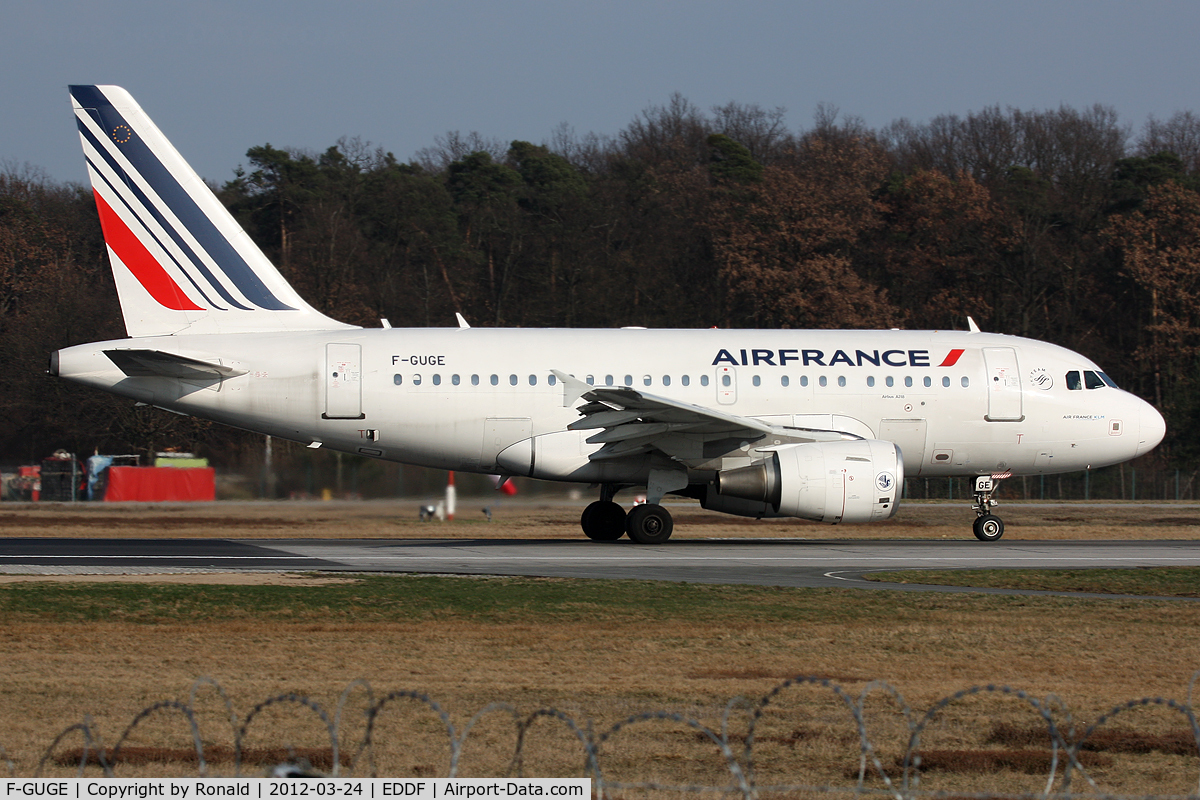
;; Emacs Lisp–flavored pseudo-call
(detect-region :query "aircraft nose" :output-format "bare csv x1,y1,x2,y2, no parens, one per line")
1135,400,1166,457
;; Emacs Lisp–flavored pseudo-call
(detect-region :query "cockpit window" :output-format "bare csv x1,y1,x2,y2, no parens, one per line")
1067,369,1113,390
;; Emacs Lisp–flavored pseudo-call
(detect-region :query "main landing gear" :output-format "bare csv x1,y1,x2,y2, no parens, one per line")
972,475,1005,541
580,486,674,544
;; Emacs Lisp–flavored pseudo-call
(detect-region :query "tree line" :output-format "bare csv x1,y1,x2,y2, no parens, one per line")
3,96,1199,491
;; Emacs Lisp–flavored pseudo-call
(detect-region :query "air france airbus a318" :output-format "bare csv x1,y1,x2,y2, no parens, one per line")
50,86,1166,543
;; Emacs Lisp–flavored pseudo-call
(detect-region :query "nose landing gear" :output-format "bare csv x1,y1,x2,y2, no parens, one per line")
972,475,1005,541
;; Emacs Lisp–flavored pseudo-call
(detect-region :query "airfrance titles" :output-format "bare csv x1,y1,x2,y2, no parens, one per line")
712,348,966,368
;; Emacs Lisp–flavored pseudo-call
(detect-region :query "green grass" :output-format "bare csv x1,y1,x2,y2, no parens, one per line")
0,570,1194,627
865,566,1200,597
0,576,815,624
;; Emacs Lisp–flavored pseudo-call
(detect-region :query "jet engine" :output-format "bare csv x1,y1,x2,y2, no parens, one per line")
710,440,903,523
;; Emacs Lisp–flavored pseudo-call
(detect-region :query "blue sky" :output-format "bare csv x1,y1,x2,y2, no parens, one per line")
6,0,1200,185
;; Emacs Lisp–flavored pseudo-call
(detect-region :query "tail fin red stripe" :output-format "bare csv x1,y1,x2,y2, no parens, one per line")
94,191,203,312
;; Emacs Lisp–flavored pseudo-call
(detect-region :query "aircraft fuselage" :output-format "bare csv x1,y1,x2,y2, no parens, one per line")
54,326,1163,487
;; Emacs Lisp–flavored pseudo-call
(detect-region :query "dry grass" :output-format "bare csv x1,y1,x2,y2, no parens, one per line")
0,500,1198,794
1,588,1198,792
1,497,1199,540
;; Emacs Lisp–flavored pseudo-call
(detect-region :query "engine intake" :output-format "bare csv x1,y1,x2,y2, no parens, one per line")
714,440,903,523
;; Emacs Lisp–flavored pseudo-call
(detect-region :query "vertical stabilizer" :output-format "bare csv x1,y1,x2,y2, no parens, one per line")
70,85,354,337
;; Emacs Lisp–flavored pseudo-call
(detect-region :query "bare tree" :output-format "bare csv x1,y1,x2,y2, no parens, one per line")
618,93,710,168
414,130,507,172
1138,111,1200,173
710,101,792,164
546,122,614,173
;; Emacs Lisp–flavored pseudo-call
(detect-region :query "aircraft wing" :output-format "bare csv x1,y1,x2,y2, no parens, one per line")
551,370,855,463
104,349,247,380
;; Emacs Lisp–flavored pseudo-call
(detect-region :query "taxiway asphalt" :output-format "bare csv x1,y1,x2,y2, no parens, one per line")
0,537,1197,597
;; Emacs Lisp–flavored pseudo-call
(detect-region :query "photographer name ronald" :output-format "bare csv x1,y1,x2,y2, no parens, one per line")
1,781,589,800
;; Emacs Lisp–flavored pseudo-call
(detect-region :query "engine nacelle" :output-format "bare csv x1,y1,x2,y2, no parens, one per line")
714,440,903,523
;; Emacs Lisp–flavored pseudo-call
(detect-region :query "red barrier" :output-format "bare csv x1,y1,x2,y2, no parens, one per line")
103,466,215,502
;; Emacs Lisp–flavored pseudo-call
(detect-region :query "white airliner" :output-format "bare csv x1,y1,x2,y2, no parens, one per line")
50,85,1166,543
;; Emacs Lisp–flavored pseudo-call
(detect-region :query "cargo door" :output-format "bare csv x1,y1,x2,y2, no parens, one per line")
324,343,364,419
879,419,928,476
983,347,1023,421
481,417,533,471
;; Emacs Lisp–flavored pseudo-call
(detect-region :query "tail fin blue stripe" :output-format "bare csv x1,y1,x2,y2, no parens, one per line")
78,117,241,310
84,145,229,311
71,86,295,312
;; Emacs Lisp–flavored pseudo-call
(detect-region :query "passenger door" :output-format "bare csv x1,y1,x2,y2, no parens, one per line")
324,343,364,419
982,347,1022,421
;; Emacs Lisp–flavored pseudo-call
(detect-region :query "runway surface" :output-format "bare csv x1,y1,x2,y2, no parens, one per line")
0,537,1197,596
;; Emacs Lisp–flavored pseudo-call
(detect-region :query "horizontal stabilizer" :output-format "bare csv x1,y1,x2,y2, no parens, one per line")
104,349,246,380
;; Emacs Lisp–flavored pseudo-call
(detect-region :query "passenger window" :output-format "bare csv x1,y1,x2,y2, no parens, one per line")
663,375,671,387
923,376,932,388
867,376,875,388
586,375,595,385
643,375,652,386
432,374,441,386
837,376,846,387
548,374,557,386
509,374,518,386
800,375,809,387
413,374,422,386
471,375,480,386
490,374,499,386
752,375,761,387
942,376,950,388
528,375,537,386
904,376,913,388
885,376,894,388
605,375,614,386
700,375,709,386
961,376,970,387
682,375,690,386
819,376,828,387
781,375,789,387
1066,371,1081,390
722,374,732,387
451,374,460,386
393,374,403,386
624,375,633,386
1084,370,1105,389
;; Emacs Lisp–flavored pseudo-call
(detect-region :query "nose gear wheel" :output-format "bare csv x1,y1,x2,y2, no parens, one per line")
972,475,1005,541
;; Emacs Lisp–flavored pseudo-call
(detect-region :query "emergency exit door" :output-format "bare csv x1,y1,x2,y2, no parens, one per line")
324,343,364,419
716,366,737,404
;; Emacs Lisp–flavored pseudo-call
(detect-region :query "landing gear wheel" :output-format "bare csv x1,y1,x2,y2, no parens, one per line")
581,500,627,541
973,514,1005,542
626,503,674,544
